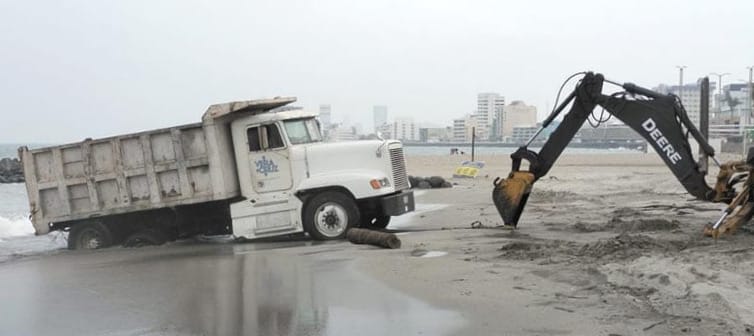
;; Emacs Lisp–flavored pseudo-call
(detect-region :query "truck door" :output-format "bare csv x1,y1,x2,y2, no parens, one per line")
229,122,301,239
246,123,292,192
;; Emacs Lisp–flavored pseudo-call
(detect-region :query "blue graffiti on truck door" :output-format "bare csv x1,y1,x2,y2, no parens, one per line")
255,156,279,176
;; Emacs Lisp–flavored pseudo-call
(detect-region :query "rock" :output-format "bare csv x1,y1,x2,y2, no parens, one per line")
0,157,24,183
440,181,453,188
417,181,432,189
408,175,421,188
428,176,445,188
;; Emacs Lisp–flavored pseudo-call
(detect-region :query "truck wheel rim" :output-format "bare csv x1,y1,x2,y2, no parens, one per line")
80,230,101,249
315,202,348,237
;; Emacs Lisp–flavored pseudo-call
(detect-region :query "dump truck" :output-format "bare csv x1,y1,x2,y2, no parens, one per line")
19,97,415,249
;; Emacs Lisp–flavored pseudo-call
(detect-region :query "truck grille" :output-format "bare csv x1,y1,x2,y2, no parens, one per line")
389,147,410,190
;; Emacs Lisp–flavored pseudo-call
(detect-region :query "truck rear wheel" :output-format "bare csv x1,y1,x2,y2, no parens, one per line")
123,229,169,248
304,191,359,240
68,221,114,250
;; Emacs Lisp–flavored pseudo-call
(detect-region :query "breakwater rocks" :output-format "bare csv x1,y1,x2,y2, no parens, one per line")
408,175,452,189
0,158,24,183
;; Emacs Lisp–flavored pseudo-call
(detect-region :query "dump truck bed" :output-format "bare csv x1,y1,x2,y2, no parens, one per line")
19,122,241,235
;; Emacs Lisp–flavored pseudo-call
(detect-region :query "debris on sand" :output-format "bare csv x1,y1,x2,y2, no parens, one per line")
346,228,401,249
569,208,680,233
606,217,680,232
497,233,687,263
528,189,579,202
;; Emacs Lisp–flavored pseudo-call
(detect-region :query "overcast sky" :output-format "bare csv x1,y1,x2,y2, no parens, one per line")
1,0,753,143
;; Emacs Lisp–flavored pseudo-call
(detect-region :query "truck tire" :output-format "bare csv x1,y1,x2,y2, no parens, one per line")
123,229,169,248
304,191,359,240
68,222,114,250
363,215,391,229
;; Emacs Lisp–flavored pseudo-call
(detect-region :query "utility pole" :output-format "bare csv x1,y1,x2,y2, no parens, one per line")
743,66,753,157
677,65,687,102
746,66,754,125
710,72,731,118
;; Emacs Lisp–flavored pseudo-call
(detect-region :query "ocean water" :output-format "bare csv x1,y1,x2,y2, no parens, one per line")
0,183,66,261
0,183,33,238
0,143,65,259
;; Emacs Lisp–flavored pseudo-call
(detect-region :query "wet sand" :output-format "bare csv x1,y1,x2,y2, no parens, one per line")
2,152,754,335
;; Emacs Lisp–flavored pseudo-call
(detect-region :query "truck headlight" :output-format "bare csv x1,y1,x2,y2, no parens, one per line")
370,178,391,189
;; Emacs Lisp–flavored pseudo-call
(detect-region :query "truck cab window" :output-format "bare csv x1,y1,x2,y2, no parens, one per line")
247,124,285,152
284,118,322,144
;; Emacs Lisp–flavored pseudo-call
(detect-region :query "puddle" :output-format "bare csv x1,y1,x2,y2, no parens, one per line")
0,245,465,336
389,203,450,229
420,251,448,258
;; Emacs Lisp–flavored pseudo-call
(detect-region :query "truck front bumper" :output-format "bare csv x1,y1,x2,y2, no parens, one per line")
380,190,415,216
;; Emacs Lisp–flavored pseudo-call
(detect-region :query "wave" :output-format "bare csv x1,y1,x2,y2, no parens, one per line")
0,215,34,239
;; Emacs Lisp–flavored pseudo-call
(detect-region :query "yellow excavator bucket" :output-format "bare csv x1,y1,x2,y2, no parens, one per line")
492,171,536,226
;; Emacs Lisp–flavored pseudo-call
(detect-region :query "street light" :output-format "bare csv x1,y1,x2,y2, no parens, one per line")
676,65,687,102
675,65,688,100
741,67,753,157
710,72,731,118
746,66,754,125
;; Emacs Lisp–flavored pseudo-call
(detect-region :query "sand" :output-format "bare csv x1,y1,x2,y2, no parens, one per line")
3,151,754,335
353,152,754,335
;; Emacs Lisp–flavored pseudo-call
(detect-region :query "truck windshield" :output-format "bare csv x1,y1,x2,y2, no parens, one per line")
284,118,322,144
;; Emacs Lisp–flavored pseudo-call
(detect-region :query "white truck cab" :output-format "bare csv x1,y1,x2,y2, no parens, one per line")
226,107,414,240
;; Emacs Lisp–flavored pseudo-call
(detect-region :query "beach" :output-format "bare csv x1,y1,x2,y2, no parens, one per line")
2,151,754,335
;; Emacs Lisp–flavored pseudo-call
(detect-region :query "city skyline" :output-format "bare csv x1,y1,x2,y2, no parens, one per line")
318,74,750,139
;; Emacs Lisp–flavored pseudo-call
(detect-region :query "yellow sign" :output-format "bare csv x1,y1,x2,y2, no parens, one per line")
453,161,485,178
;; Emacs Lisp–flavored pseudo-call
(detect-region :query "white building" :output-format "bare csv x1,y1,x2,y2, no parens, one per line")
475,93,505,141
373,105,388,132
319,104,332,129
501,101,537,140
452,114,480,142
390,117,419,141
511,125,538,144
653,79,716,128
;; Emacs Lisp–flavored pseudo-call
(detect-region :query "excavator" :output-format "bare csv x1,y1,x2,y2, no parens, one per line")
492,72,754,238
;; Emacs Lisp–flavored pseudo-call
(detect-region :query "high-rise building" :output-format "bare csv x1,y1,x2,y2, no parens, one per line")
500,101,537,140
319,104,332,129
373,105,388,132
652,79,716,127
390,117,419,141
475,93,505,141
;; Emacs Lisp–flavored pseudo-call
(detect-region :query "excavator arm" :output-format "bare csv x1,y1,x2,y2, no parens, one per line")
493,72,751,236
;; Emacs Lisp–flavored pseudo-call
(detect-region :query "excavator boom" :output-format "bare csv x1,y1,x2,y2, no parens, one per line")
493,72,745,235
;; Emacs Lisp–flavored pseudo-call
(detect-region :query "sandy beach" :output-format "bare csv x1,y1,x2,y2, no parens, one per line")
2,151,754,335
365,152,754,335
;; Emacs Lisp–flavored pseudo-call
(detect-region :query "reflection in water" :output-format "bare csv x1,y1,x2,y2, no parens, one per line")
178,253,327,335
0,243,463,336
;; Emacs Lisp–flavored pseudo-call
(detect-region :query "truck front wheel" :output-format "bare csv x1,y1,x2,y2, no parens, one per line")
304,191,359,240
68,221,114,250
